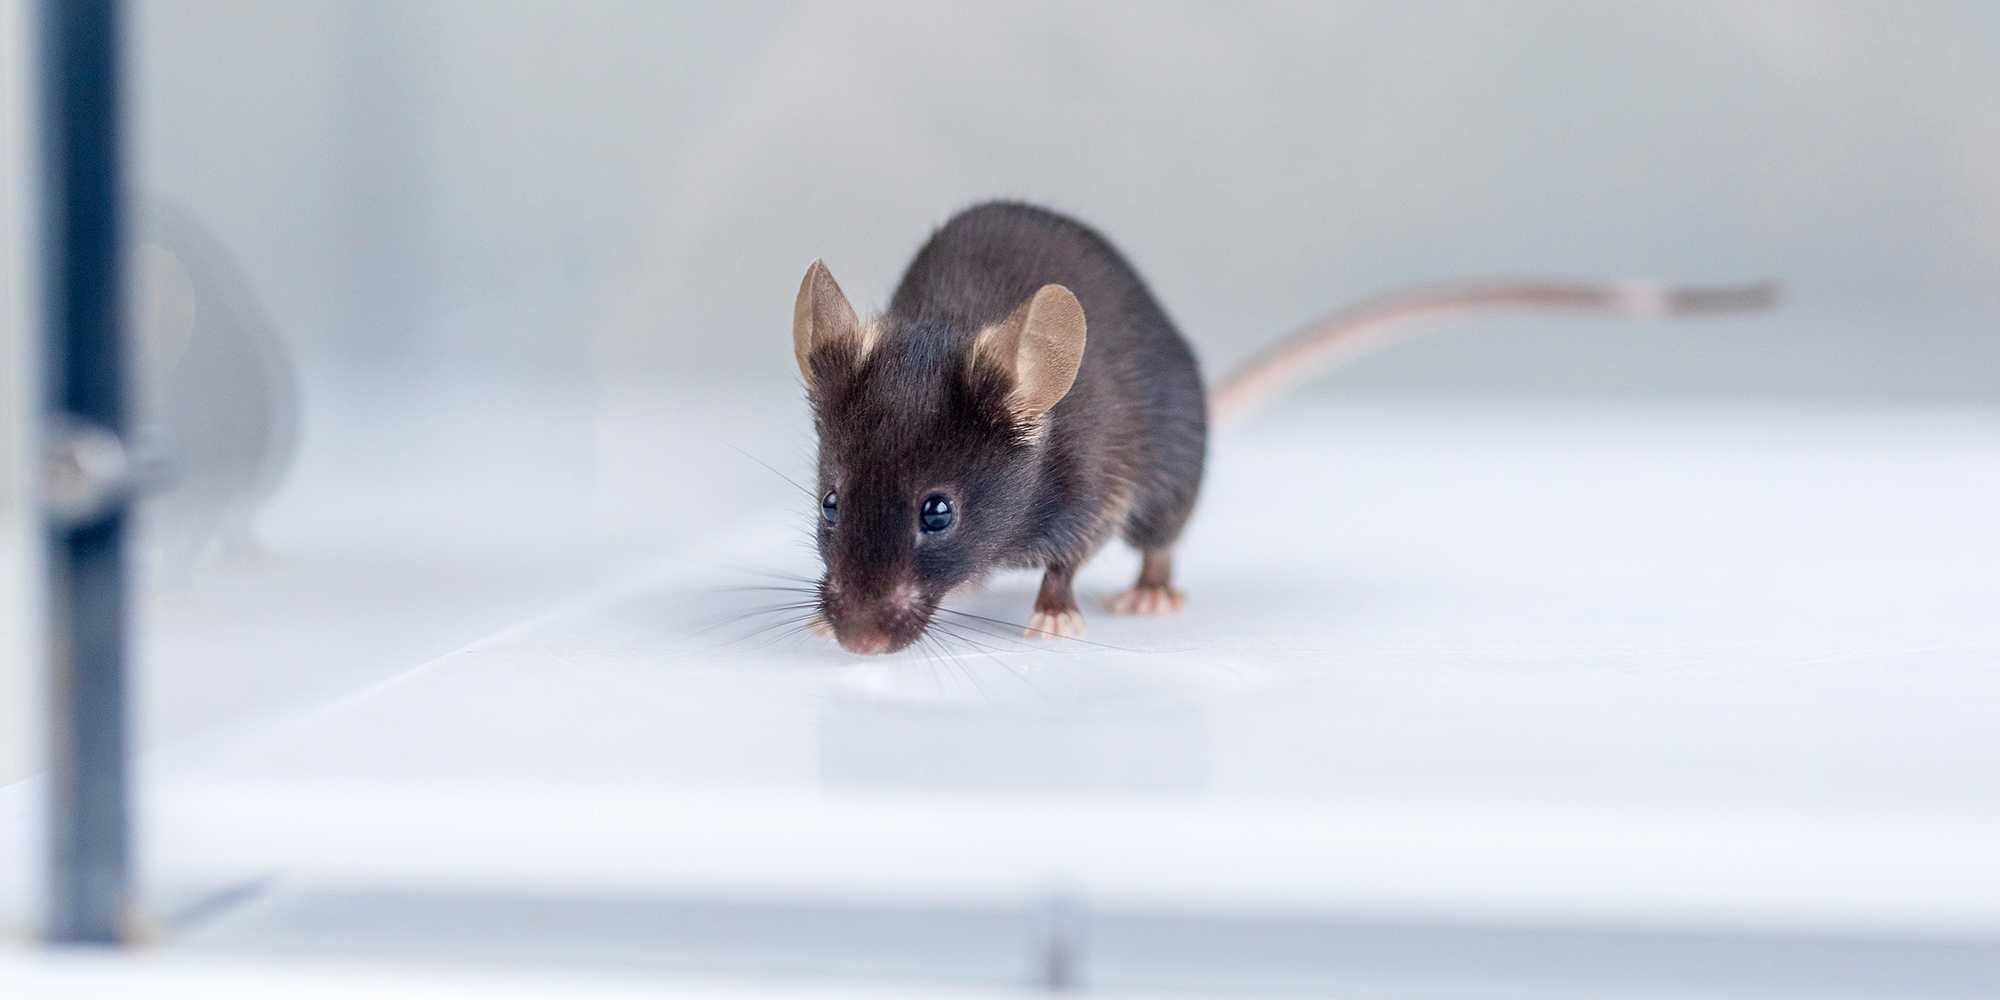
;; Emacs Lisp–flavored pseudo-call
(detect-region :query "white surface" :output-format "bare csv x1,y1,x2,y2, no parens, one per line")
0,950,1051,1000
6,396,2000,993
135,399,2000,811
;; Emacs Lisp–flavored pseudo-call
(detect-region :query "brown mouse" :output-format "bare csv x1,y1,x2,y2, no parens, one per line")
794,201,1774,654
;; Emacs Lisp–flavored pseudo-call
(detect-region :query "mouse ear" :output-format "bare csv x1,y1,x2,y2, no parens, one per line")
130,241,198,374
792,259,868,386
977,284,1087,425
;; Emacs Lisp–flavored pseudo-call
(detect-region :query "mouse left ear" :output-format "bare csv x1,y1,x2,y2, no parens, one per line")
793,259,871,387
976,284,1087,425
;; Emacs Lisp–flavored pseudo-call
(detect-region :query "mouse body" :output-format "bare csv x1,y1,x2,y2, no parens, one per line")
128,198,302,577
797,201,1203,654
794,200,1777,655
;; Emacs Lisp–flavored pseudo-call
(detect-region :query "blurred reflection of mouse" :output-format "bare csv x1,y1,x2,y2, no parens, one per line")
126,199,301,576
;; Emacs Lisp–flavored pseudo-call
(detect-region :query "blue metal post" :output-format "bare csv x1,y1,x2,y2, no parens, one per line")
38,0,132,946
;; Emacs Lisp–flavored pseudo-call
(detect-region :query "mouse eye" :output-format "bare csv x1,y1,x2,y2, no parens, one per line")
919,494,954,533
820,490,838,525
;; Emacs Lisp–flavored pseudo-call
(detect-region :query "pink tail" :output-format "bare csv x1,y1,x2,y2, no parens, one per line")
1208,280,1779,425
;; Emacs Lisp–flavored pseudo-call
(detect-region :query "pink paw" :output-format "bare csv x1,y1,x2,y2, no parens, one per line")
1103,585,1185,616
1024,608,1085,640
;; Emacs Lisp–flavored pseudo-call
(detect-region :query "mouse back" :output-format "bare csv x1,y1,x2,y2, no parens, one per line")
792,202,1208,654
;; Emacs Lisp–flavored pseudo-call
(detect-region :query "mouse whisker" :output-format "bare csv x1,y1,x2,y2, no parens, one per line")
707,562,821,587
726,444,816,502
925,614,1039,652
926,617,1029,659
933,606,1147,653
909,634,948,694
692,601,821,636
941,642,992,701
754,617,828,651
716,612,816,644
922,633,985,701
717,610,822,646
926,621,1047,700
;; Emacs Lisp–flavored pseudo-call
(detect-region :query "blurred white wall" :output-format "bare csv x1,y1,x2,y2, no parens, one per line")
128,0,2000,403
26,0,1986,758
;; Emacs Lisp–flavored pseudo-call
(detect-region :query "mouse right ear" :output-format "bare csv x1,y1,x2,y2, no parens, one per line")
976,284,1088,427
792,259,869,387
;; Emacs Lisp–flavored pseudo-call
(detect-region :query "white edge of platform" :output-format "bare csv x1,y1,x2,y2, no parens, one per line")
138,779,2000,939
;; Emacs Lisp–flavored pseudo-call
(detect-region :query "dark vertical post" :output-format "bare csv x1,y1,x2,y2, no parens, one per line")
37,0,131,945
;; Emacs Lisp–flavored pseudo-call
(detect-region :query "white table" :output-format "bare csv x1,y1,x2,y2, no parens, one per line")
5,396,1998,995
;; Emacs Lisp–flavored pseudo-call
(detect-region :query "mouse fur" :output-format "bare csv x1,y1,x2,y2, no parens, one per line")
797,201,1205,654
793,201,1777,655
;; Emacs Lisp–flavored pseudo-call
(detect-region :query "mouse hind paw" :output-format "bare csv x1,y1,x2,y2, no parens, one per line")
1104,584,1184,616
1104,548,1183,616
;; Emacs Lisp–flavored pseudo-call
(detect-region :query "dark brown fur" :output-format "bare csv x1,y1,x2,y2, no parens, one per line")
802,202,1778,653
808,201,1206,653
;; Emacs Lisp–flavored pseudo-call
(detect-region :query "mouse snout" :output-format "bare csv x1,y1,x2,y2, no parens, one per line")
825,581,926,655
836,628,895,656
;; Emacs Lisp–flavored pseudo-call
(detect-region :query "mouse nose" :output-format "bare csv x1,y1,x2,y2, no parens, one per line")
825,582,923,655
836,628,893,655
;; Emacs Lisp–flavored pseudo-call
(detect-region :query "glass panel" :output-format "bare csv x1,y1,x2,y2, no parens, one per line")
0,0,43,939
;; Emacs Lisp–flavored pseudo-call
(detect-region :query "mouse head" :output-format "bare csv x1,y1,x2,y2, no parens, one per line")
792,260,1086,654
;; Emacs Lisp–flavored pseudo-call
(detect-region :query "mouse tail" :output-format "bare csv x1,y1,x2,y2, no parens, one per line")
1207,279,1780,425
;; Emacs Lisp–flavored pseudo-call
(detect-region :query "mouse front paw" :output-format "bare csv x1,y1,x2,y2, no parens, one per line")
1104,584,1184,616
1024,608,1085,640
